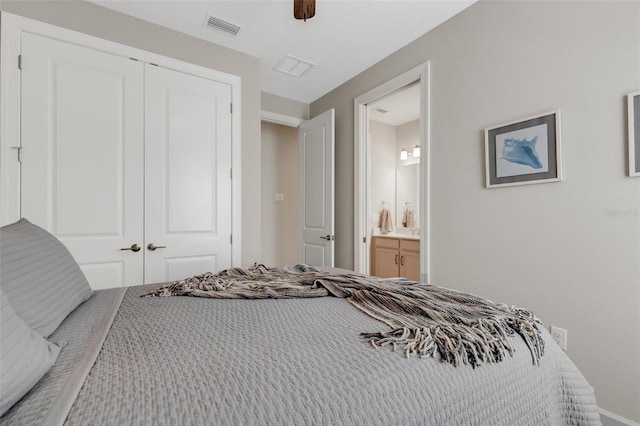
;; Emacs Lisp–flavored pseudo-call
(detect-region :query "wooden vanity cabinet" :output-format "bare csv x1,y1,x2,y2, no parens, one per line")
371,236,420,281
372,237,400,278
399,239,420,281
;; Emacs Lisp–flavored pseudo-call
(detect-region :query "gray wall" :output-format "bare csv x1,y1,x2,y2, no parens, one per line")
311,1,640,422
1,0,263,267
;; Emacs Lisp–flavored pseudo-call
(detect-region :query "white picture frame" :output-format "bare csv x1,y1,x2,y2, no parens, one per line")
628,91,640,177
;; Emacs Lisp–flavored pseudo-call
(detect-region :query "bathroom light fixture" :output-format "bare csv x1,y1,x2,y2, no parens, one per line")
413,145,421,158
400,148,408,161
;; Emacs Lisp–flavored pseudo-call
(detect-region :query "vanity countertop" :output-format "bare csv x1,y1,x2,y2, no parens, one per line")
372,233,419,241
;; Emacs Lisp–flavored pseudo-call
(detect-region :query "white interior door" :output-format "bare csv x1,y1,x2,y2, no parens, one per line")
298,109,335,267
144,64,232,283
20,33,144,290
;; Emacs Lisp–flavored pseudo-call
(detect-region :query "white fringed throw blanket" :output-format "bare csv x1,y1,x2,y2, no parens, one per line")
142,264,545,367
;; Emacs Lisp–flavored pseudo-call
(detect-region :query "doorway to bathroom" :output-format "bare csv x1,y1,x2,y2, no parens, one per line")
354,63,429,282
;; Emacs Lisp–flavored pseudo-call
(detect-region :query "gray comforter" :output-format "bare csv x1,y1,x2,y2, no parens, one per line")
1,281,601,425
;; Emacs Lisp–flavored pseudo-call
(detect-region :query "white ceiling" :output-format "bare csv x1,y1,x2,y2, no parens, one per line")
90,0,475,104
368,81,420,126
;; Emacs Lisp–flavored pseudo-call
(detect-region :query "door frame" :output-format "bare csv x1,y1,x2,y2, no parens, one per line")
353,62,430,283
0,12,242,266
261,110,304,128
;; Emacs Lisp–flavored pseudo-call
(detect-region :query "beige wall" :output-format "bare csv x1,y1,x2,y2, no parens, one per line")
261,122,300,266
259,94,307,267
312,1,640,421
262,92,310,121
0,0,262,267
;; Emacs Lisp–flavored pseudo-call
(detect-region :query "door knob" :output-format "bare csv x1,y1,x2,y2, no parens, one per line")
120,243,141,252
319,235,335,241
147,243,167,251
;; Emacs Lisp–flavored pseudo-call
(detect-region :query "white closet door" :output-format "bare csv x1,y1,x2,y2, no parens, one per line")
21,33,145,290
144,64,232,283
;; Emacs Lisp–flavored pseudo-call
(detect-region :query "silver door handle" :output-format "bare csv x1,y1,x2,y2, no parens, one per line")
320,235,335,241
120,243,141,252
147,243,167,251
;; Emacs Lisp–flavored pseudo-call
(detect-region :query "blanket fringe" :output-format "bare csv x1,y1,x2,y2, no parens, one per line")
362,315,544,367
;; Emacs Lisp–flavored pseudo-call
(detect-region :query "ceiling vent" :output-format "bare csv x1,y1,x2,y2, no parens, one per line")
375,108,389,114
274,55,315,78
204,14,241,36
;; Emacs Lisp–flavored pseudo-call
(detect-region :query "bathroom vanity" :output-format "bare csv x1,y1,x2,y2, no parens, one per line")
370,235,420,281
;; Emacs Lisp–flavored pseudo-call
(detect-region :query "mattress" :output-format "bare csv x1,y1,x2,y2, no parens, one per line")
1,279,601,425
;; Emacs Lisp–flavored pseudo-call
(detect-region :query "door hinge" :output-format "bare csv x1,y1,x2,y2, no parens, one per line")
18,55,22,70
230,168,232,179
12,147,22,163
230,234,233,244
230,103,233,114
363,236,366,243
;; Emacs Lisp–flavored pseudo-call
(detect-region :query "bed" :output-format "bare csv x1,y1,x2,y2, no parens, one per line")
1,219,601,425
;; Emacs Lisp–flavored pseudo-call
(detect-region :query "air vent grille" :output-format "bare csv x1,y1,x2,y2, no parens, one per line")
204,15,241,36
274,55,315,78
375,108,389,114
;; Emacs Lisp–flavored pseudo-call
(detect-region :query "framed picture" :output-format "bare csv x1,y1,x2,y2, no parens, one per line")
485,110,562,188
628,91,640,177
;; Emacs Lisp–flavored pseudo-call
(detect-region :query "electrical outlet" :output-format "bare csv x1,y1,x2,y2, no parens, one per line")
550,326,568,351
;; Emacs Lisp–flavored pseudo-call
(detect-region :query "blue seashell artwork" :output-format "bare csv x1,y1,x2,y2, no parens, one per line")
500,136,543,169
495,123,549,178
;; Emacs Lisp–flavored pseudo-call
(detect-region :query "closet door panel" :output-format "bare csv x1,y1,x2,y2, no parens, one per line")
165,88,216,232
144,64,232,284
21,33,144,290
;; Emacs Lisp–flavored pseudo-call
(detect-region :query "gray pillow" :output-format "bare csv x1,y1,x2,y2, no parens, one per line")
0,218,93,337
0,289,61,416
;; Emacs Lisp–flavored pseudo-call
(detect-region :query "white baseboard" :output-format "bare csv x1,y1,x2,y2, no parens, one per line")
600,408,639,426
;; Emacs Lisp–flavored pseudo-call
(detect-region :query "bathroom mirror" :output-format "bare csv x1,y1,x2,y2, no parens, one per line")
396,163,419,230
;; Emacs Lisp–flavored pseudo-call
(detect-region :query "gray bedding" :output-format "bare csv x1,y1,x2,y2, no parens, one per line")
1,281,601,425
